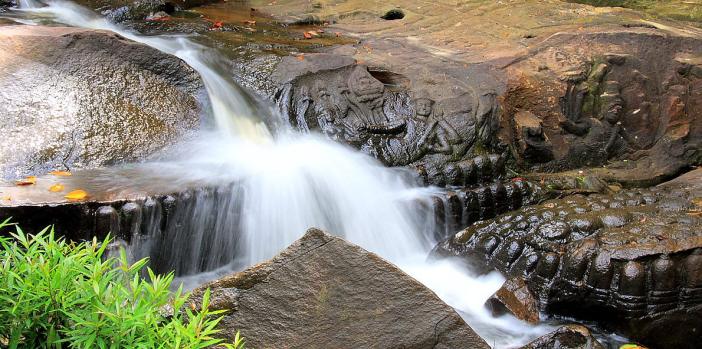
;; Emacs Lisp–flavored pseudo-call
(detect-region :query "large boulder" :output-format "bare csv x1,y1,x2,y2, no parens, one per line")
0,25,202,179
192,228,489,349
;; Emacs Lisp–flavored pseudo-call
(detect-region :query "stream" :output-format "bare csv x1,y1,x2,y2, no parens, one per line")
7,1,559,347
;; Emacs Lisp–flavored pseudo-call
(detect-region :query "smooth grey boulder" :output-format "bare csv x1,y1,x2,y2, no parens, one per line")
192,228,489,349
0,25,202,179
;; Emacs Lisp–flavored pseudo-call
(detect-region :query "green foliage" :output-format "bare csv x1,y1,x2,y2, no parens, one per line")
0,218,246,349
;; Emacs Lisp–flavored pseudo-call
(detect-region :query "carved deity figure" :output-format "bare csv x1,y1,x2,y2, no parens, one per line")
558,72,635,168
403,91,462,162
343,66,387,125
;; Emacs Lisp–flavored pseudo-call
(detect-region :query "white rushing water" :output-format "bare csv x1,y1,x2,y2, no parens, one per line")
12,1,553,346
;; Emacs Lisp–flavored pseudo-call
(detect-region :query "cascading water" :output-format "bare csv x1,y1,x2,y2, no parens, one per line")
9,1,554,347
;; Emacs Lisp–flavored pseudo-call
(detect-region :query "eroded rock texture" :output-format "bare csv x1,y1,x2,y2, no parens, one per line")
502,32,702,186
0,25,202,179
192,228,489,349
274,54,501,186
434,173,702,348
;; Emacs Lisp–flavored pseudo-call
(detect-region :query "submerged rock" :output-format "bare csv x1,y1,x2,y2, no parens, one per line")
192,228,489,349
434,169,702,348
520,325,604,349
0,25,202,179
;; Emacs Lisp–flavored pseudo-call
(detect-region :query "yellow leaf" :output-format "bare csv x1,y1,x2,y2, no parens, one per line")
16,176,36,186
49,184,65,192
1,196,11,201
620,344,646,349
64,189,88,201
49,171,72,177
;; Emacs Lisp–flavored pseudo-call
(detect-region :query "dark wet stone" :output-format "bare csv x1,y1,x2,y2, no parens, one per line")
519,325,604,349
433,175,702,348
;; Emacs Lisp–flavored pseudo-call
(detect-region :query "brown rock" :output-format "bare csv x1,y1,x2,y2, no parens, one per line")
520,325,605,349
0,25,202,179
485,276,540,324
193,228,489,349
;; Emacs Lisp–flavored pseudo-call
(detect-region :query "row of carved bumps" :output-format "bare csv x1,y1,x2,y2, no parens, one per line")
428,179,541,241
422,154,506,187
440,188,702,317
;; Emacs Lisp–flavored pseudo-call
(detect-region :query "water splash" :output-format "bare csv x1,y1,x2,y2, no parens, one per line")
10,2,553,347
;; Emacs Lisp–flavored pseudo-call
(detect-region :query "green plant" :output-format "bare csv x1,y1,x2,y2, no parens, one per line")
0,218,245,349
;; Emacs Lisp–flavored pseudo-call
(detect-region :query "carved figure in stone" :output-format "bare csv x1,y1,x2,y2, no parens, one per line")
556,62,634,168
276,64,502,184
342,66,405,135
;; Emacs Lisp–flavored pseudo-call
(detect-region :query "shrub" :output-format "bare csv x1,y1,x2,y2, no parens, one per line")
0,218,245,349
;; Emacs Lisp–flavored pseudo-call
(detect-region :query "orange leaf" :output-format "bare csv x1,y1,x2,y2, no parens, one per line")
49,184,65,192
296,54,305,61
49,170,72,177
243,20,256,25
16,176,36,186
303,32,312,39
65,189,88,201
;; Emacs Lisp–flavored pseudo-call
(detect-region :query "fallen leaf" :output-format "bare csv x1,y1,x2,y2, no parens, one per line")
296,54,305,61
16,176,36,186
511,177,525,182
49,184,65,192
620,345,647,349
65,189,88,201
49,170,72,177
307,30,319,36
1,196,11,202
543,202,556,208
243,20,256,25
303,32,313,39
334,32,342,37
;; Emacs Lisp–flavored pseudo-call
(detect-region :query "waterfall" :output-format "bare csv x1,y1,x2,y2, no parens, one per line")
11,1,553,346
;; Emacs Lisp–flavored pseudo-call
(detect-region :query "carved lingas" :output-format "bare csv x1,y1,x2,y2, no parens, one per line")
433,184,702,347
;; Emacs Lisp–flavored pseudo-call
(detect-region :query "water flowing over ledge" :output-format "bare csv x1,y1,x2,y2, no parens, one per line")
5,1,555,347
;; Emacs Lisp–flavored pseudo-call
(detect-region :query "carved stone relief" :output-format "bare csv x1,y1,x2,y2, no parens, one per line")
276,65,501,185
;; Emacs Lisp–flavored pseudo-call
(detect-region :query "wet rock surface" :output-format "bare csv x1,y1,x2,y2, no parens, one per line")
192,228,489,349
485,276,540,324
0,25,202,179
434,169,702,348
0,184,243,276
520,324,605,349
